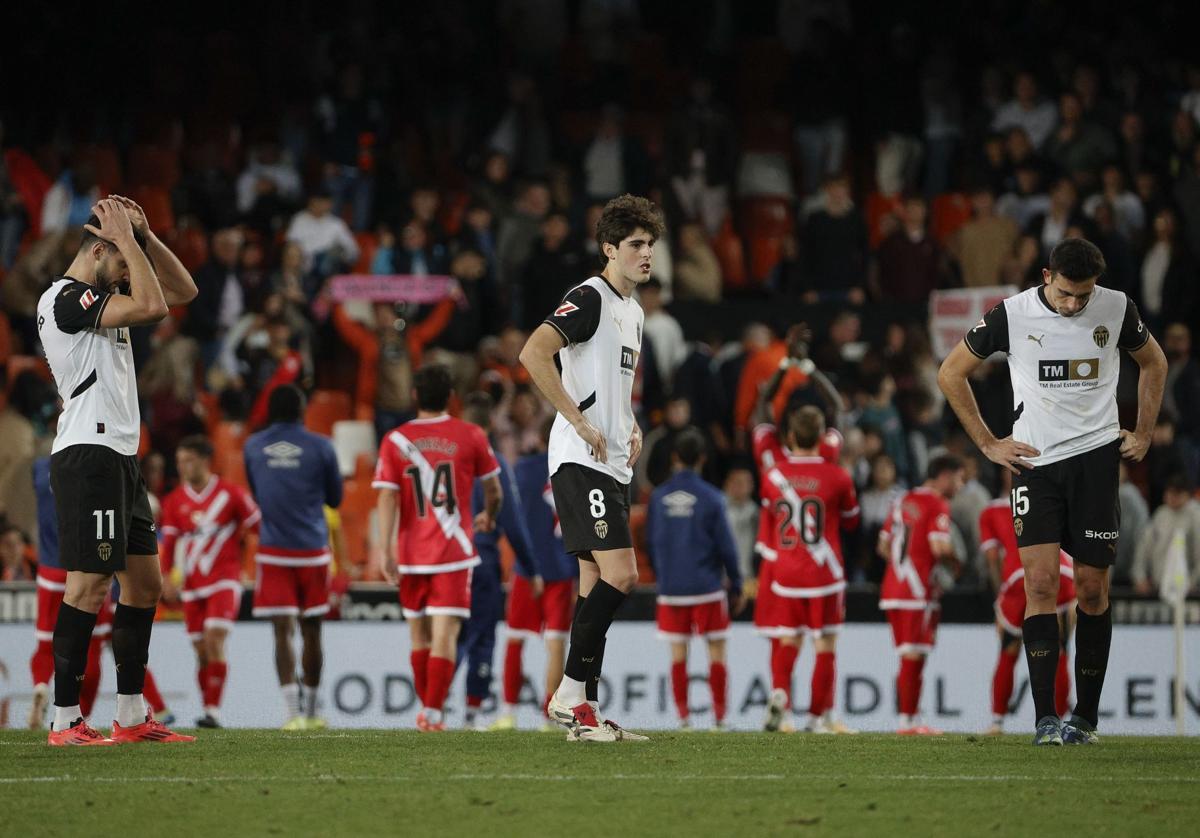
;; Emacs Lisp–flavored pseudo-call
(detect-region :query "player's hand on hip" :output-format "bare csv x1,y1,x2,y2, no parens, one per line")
982,436,1039,474
628,424,643,467
573,418,607,464
109,194,150,236
473,511,496,533
1118,429,1150,462
85,198,136,246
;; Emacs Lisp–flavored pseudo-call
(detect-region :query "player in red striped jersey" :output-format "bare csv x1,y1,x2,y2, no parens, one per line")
160,436,261,727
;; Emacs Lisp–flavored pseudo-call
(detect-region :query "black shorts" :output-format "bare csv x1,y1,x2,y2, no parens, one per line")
1011,439,1120,569
50,445,157,574
550,463,633,557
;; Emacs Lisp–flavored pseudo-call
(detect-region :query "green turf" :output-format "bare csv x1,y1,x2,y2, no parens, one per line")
1,729,1196,837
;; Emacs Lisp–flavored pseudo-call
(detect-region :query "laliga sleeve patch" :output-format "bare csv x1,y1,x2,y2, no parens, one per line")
554,301,579,317
80,289,98,310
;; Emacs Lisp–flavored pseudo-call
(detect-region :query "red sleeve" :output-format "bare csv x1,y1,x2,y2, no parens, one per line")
238,486,262,532
475,426,500,479
158,496,179,573
249,353,303,430
372,436,405,489
928,498,952,546
751,424,779,469
755,477,778,561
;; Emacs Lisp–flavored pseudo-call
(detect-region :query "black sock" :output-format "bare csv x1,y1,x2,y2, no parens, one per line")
564,581,626,682
1022,613,1060,722
1072,606,1112,728
52,603,98,709
111,604,156,695
587,638,606,703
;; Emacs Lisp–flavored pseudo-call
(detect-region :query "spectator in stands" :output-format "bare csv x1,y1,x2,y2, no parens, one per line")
315,63,382,231
39,162,98,235
1026,177,1089,259
1167,110,1198,188
921,48,963,197
639,396,707,492
1139,208,1198,334
457,202,499,277
247,316,307,430
872,194,948,304
1116,111,1159,184
492,386,546,465
0,367,36,539
1181,64,1200,126
1162,323,1200,483
186,227,245,371
285,188,360,279
1089,200,1139,298
1003,128,1049,188
138,315,202,456
1172,144,1200,261
722,463,759,585
1082,165,1145,242
949,454,990,575
1045,91,1117,187
1115,462,1150,585
1146,417,1190,509
422,248,493,396
0,522,32,581
976,132,1010,196
0,148,27,268
667,77,735,235
991,71,1058,150
1072,64,1118,130
0,227,79,352
789,18,853,197
485,74,551,179
857,453,905,581
1000,234,1044,288
408,185,447,247
673,223,722,302
1133,474,1200,596
272,241,319,320
952,185,1018,287
996,161,1050,230
870,24,925,195
857,373,910,484
374,220,448,277
518,212,585,330
497,180,550,294
640,277,687,388
580,104,650,202
799,173,868,304
236,139,302,222
474,152,514,220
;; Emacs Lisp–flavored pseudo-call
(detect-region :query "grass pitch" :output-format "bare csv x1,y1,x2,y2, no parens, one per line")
1,729,1195,837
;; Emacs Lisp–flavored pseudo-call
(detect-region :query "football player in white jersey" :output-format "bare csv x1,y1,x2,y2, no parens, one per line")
38,197,197,745
519,194,664,741
938,238,1166,746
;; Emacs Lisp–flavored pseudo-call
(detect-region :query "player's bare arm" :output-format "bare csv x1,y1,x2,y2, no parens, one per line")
876,529,891,560
375,488,399,585
1119,334,1167,462
938,340,1040,474
110,194,198,306
628,422,642,467
474,473,502,533
86,200,169,328
520,324,607,463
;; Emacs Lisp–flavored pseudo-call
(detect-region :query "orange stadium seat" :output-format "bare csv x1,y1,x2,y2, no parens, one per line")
711,222,748,290
748,233,785,284
438,191,470,237
353,232,378,274
128,185,175,231
211,420,248,485
127,145,180,189
338,477,378,567
740,196,795,238
78,144,123,194
165,224,209,272
866,192,904,248
304,389,352,436
931,192,972,246
6,355,51,389
0,313,12,366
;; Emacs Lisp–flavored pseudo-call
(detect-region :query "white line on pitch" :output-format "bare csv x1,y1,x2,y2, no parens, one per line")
1,774,1198,785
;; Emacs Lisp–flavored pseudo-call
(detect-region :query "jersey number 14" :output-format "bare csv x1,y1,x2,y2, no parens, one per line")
405,463,456,518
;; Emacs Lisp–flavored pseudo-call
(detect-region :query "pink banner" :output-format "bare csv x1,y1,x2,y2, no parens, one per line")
312,274,465,319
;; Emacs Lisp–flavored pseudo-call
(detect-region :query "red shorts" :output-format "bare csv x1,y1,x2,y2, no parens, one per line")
771,587,845,637
506,575,575,638
184,585,241,639
996,570,1077,635
253,563,331,618
399,568,472,619
753,561,792,637
656,594,731,640
886,606,941,654
35,566,68,641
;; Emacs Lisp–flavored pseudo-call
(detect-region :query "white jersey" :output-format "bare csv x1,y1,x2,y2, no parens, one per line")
964,284,1148,466
544,275,643,484
37,277,141,456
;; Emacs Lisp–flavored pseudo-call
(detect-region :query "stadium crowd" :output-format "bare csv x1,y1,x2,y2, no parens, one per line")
2,0,1200,600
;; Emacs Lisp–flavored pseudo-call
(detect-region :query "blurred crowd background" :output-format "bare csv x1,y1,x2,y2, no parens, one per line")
1,0,1198,596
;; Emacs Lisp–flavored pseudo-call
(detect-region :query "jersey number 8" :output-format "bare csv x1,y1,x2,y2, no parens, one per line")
588,489,606,519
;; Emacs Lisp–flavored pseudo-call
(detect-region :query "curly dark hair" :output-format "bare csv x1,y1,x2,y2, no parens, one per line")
1049,238,1106,282
595,194,665,255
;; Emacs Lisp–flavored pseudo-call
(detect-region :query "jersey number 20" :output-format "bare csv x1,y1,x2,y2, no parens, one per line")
405,463,456,518
773,497,825,549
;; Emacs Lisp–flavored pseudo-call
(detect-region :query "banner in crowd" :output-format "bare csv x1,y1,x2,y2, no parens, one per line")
311,274,464,319
2,623,1195,734
929,285,1017,359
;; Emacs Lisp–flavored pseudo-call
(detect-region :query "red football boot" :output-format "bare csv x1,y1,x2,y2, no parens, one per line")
110,716,196,743
47,719,117,747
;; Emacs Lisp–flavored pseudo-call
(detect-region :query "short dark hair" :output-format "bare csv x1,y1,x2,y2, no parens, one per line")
79,214,149,255
267,384,306,425
596,194,665,255
177,434,213,459
788,405,825,449
673,428,707,468
1049,238,1106,281
926,454,963,481
1164,473,1193,495
414,364,453,412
